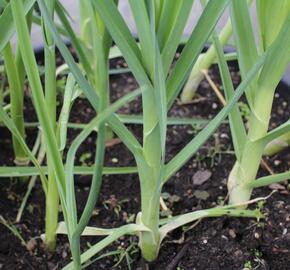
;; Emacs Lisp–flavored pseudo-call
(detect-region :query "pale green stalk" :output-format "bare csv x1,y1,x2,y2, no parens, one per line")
2,43,27,164
154,0,163,29
227,1,290,205
42,0,59,252
79,0,90,43
11,0,68,245
127,0,169,261
79,0,93,60
1,7,33,165
137,85,163,261
15,8,33,90
257,0,290,156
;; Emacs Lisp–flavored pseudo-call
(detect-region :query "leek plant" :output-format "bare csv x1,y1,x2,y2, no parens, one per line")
2,43,28,164
1,0,143,268
169,0,290,157
42,0,59,251
37,0,270,268
1,3,33,165
225,0,290,205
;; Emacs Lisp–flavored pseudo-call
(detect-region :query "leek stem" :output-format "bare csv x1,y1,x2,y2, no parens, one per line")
42,0,59,252
138,87,162,261
2,43,27,165
180,18,232,102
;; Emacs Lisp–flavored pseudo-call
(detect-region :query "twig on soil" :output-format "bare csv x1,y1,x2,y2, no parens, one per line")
202,69,226,106
230,190,277,209
166,242,190,270
261,159,275,175
105,138,121,147
177,96,208,105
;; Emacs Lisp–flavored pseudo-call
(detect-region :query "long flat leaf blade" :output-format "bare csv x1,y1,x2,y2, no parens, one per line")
166,0,229,108
55,1,93,79
129,0,154,76
164,51,267,182
0,166,137,178
160,0,194,75
91,0,150,86
0,0,35,52
230,0,258,105
213,33,246,161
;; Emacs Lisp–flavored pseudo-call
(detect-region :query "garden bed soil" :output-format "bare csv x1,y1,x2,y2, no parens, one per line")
0,57,289,270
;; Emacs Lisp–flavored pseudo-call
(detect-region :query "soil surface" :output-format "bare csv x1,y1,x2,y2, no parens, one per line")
0,55,289,270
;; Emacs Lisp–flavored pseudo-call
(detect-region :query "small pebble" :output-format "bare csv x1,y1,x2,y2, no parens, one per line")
112,157,118,163
221,235,228,241
26,238,37,253
220,133,229,139
234,250,243,257
212,103,218,109
62,250,68,259
274,160,281,166
127,77,133,83
229,229,236,239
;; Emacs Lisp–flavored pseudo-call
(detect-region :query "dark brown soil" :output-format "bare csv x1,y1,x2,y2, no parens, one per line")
0,57,289,270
